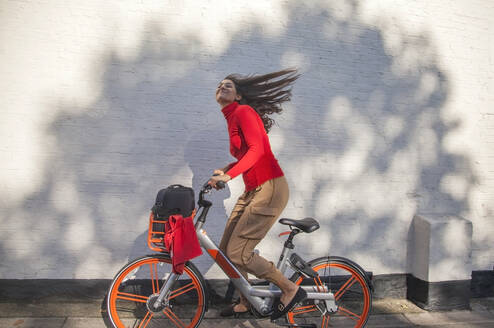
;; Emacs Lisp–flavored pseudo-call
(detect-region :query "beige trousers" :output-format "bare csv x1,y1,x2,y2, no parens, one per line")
219,176,289,285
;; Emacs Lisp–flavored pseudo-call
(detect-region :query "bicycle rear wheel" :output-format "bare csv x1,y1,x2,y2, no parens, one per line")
287,256,372,328
106,254,207,328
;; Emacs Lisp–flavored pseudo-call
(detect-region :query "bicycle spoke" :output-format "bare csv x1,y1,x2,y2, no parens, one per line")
168,282,196,300
338,305,361,321
149,263,159,294
335,275,357,301
291,304,319,316
137,311,154,328
314,276,327,293
321,314,330,328
117,292,148,303
163,307,187,328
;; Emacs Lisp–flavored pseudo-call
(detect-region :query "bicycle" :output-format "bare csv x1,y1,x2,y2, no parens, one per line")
106,180,373,328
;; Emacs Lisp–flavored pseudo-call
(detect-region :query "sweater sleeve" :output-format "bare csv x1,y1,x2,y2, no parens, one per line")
223,161,238,173
226,107,265,179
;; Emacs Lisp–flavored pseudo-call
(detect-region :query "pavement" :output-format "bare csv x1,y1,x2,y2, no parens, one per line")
0,297,493,327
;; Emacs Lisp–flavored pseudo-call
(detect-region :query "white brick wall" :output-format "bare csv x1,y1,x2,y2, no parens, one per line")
1,0,493,279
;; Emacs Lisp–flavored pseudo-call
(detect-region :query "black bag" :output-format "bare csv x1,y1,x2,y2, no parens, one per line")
151,184,195,219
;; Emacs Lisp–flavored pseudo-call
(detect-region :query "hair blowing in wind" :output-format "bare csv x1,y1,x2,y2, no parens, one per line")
225,68,300,133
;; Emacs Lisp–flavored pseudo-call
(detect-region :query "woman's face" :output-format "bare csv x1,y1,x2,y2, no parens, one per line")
216,79,241,106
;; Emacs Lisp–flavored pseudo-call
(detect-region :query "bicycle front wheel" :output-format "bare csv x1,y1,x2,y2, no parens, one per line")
106,254,207,328
287,256,372,328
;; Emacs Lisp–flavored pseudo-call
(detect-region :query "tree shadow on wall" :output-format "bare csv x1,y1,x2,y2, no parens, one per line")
0,0,475,295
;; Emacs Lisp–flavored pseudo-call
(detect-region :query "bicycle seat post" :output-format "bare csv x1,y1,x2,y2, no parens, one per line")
284,229,300,249
275,228,300,276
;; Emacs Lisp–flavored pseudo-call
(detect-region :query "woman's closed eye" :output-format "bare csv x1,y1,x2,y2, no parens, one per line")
218,82,233,89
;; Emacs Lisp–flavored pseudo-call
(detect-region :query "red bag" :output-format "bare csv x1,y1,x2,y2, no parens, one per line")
164,214,202,274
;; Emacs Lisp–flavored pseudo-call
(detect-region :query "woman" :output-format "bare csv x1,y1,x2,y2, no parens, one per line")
208,69,306,320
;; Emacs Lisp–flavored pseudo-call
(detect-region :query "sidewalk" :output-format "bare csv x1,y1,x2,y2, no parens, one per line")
0,298,493,327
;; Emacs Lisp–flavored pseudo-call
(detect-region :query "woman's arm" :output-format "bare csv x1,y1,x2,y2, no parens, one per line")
215,162,237,175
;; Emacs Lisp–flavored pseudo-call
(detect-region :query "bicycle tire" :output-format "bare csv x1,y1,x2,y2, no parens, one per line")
287,256,372,328
106,254,207,328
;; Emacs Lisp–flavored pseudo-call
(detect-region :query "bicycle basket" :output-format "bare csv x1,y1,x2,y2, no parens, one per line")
147,210,197,252
147,212,168,252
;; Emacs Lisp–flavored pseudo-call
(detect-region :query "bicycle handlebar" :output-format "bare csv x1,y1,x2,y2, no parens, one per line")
198,178,225,209
202,174,226,191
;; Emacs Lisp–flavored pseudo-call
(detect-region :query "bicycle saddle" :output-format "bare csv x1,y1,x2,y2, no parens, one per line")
278,217,320,233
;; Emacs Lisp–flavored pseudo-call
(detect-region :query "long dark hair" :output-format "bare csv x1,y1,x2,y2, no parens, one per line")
225,68,299,133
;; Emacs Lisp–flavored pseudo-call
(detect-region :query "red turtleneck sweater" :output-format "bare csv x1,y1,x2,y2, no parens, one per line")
221,102,284,191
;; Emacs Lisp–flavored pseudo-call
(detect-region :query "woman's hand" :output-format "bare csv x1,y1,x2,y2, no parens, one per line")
209,173,232,189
